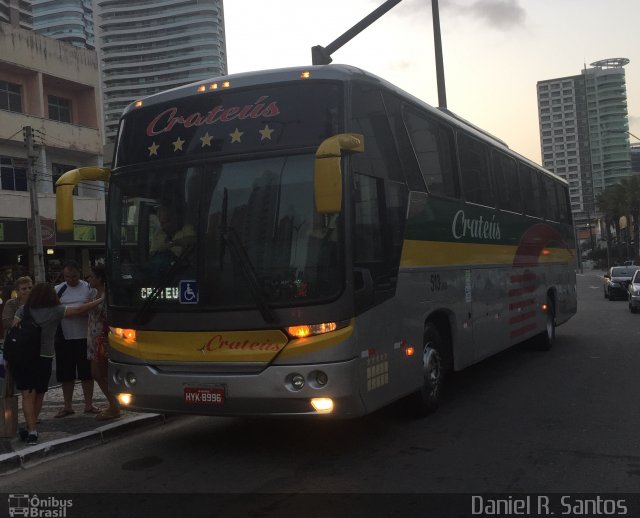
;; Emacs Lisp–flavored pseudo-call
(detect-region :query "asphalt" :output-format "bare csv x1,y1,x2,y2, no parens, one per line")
0,381,167,475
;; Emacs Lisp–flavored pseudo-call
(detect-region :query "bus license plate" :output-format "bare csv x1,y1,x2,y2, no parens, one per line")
184,387,225,405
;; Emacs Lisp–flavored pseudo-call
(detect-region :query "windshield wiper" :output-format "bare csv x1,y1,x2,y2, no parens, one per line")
133,244,194,325
219,188,277,323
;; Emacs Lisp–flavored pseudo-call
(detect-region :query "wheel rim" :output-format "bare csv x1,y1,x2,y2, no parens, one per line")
422,344,441,398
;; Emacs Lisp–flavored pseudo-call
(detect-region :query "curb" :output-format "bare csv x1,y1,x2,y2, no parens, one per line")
0,413,168,475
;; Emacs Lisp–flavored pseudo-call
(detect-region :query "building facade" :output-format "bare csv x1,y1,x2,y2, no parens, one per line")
32,0,95,50
95,0,227,143
537,59,632,230
0,0,31,30
0,21,105,288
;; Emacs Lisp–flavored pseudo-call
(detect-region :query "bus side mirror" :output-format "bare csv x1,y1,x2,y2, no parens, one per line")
314,133,364,214
56,167,111,231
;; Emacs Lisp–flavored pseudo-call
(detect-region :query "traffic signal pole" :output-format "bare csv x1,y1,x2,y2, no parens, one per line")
311,0,448,111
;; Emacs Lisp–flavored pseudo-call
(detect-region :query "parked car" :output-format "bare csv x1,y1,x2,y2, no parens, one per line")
628,270,640,313
603,266,640,300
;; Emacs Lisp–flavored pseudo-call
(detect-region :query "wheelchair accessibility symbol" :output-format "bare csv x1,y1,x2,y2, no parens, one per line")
179,280,199,304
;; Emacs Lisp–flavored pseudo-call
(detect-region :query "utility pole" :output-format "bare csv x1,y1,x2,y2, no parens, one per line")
24,126,46,283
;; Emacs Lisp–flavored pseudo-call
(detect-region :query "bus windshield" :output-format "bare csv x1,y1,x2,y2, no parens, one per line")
107,154,343,310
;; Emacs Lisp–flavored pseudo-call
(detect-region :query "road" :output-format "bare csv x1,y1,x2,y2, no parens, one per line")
2,268,639,516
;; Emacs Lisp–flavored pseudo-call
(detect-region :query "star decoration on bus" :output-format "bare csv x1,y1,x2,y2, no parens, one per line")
229,128,243,143
259,125,274,141
172,137,185,151
200,132,213,147
148,142,159,156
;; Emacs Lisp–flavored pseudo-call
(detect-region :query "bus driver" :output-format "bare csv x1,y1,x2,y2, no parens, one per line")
149,205,195,258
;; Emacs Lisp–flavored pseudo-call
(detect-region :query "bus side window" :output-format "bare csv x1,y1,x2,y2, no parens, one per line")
403,109,459,198
492,150,521,213
349,83,404,183
457,133,494,207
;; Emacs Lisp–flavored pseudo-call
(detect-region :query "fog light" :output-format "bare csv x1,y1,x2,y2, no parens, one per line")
315,371,328,387
311,398,334,414
117,393,133,406
114,370,124,384
291,373,305,391
125,372,137,386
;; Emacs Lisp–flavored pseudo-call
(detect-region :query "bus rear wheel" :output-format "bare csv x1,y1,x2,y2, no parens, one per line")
411,324,446,416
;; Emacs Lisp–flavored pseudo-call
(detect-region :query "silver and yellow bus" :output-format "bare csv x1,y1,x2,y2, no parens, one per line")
56,65,577,417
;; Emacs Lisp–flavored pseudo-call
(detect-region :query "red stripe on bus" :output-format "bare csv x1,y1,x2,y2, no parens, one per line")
509,299,535,310
508,285,537,297
510,323,537,338
510,311,536,324
510,273,537,283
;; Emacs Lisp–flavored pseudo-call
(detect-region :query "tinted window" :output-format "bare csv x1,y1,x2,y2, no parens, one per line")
402,109,459,197
492,150,521,213
458,133,493,206
350,83,403,182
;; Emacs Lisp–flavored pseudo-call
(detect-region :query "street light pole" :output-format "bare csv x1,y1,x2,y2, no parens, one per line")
431,0,447,109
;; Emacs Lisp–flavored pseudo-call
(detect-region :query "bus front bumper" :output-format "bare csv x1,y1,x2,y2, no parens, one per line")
108,358,366,418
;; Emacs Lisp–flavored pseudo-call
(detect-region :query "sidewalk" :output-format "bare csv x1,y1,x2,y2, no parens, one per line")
0,382,167,474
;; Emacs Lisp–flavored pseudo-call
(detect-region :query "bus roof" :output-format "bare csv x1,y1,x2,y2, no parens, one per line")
122,64,565,185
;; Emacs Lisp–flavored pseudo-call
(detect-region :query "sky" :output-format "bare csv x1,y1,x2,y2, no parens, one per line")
223,0,640,166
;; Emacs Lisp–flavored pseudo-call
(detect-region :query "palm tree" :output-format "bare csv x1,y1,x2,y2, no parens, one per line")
596,189,617,264
619,176,640,259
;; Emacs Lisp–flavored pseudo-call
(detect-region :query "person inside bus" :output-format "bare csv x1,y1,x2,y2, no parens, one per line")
149,204,196,258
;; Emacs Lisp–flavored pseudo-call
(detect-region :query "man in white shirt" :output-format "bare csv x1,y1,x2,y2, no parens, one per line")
54,260,98,417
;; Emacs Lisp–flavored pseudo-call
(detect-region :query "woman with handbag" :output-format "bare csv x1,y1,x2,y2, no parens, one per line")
86,264,120,421
1,278,33,391
12,282,104,445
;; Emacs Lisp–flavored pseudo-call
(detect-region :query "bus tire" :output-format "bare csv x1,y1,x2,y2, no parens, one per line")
410,324,446,416
538,297,556,350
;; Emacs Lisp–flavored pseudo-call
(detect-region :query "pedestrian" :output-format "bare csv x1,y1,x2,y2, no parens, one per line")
86,264,120,421
2,277,33,392
54,260,99,418
11,282,104,444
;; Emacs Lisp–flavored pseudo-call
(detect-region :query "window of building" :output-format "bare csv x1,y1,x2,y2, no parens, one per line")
48,95,72,123
0,156,28,191
0,80,23,112
52,163,78,194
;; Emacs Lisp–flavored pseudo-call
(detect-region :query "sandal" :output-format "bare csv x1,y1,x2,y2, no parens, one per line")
95,409,121,421
54,409,75,418
84,407,101,414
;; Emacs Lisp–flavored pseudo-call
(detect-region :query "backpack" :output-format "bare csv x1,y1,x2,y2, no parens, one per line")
3,306,42,368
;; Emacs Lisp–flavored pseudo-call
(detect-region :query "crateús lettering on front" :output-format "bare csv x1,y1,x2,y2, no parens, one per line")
146,95,281,136
200,334,282,353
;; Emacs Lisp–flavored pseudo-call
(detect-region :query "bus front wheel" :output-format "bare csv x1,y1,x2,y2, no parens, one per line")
411,324,446,416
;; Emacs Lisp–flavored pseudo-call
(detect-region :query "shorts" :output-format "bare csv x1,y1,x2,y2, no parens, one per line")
13,356,53,394
55,338,92,382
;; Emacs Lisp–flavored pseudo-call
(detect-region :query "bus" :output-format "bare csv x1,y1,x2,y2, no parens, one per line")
56,65,577,417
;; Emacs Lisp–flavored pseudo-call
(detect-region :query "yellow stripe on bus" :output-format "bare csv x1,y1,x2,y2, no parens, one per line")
400,240,575,267
110,329,289,362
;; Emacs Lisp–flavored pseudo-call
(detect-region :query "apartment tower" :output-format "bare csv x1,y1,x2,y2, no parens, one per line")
537,58,632,229
32,0,95,49
95,0,227,143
